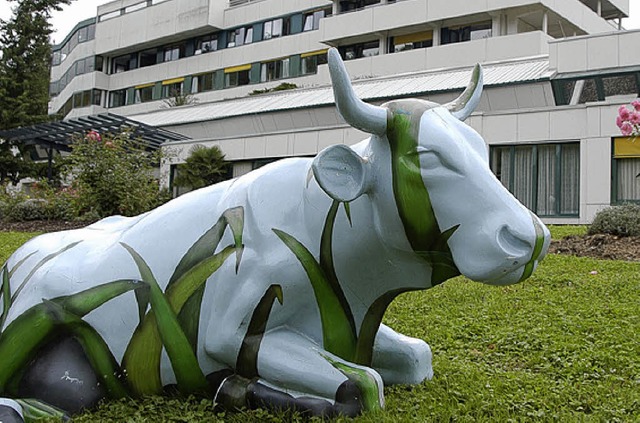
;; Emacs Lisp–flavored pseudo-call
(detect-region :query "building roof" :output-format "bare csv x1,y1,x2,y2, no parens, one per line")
131,56,552,128
0,113,189,152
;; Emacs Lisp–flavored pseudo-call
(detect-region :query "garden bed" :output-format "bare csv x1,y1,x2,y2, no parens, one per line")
550,234,640,262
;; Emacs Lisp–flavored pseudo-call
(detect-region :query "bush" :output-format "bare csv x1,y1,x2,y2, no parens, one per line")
65,130,169,218
0,181,77,222
588,204,640,237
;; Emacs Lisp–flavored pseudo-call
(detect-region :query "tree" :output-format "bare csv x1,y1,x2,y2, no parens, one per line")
0,0,72,184
173,145,230,190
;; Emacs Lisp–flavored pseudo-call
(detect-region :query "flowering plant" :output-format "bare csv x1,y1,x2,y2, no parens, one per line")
616,100,640,137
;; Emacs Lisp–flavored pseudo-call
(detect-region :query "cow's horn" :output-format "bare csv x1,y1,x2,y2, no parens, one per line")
445,64,483,121
328,48,387,135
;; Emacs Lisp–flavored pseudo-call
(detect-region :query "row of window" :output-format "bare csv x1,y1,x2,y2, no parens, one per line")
51,22,96,66
53,51,327,115
490,140,640,217
169,139,638,208
552,73,640,106
338,22,491,61
98,0,170,22
108,7,331,75
55,89,104,118
50,56,104,97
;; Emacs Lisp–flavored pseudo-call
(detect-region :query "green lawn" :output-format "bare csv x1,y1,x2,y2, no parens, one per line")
1,229,638,422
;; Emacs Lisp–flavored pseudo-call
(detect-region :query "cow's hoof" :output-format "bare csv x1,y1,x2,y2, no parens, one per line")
333,380,364,417
213,374,337,417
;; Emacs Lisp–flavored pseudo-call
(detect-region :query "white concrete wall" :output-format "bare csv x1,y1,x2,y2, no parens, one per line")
224,0,332,27
95,0,215,55
550,28,640,74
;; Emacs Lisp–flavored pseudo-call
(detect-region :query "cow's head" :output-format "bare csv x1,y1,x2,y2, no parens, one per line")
313,48,550,286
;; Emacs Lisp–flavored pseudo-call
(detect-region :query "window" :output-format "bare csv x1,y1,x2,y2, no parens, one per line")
52,51,61,66
112,55,130,73
224,66,251,87
340,0,382,12
193,72,215,93
340,41,380,61
264,18,286,40
303,10,326,31
92,89,102,106
553,73,640,106
441,21,492,45
77,26,88,43
612,137,640,203
228,26,252,47
390,31,433,53
603,75,639,99
260,58,290,82
135,85,154,103
109,89,127,107
95,56,104,72
196,34,218,54
163,45,182,62
490,143,580,216
301,51,328,75
139,49,158,67
162,80,184,98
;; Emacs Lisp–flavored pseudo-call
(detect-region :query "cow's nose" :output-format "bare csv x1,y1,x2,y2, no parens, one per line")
496,224,532,260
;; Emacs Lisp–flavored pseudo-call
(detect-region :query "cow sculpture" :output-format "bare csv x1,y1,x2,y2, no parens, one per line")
0,48,550,421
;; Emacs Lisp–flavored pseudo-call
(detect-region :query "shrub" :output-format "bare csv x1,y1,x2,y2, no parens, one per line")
0,181,77,222
64,130,169,218
588,204,640,237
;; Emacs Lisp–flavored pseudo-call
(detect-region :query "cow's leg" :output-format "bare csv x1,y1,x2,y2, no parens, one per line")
371,324,433,385
208,327,384,417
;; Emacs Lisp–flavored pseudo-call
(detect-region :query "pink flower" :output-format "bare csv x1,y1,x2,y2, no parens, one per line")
86,130,101,142
620,122,633,136
632,100,640,111
616,115,624,128
618,105,631,120
631,112,640,125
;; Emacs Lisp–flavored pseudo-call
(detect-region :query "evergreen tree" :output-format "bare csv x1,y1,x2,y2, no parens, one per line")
0,0,71,183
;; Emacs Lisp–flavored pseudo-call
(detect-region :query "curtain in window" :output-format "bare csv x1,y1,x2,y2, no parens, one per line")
560,144,580,214
617,158,640,201
536,145,556,215
513,146,534,211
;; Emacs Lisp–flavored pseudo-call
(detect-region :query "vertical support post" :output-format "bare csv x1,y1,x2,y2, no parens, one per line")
332,0,338,15
542,11,548,34
47,147,53,182
432,25,441,46
597,0,602,17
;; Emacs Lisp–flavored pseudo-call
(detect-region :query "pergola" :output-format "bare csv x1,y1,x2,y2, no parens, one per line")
0,113,190,179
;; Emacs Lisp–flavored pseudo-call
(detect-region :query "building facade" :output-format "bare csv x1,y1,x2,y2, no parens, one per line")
48,0,639,224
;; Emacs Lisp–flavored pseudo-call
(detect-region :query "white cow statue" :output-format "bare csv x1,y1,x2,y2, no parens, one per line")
0,48,550,421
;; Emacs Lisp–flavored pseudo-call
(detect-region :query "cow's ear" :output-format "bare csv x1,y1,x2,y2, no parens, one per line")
312,144,371,202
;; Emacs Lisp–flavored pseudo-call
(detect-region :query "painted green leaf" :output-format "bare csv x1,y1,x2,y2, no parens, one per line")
320,200,356,338
322,354,384,413
236,284,283,379
343,202,353,227
273,229,357,361
0,279,143,393
16,398,68,422
120,243,210,395
355,288,414,366
7,251,37,279
1,243,82,331
11,241,82,303
0,266,9,334
166,206,244,351
42,299,129,398
123,246,235,395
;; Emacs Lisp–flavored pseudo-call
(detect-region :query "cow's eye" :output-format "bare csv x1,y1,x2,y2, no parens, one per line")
415,146,462,176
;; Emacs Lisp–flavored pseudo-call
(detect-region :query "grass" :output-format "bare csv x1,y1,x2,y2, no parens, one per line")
1,229,639,422
547,225,588,240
